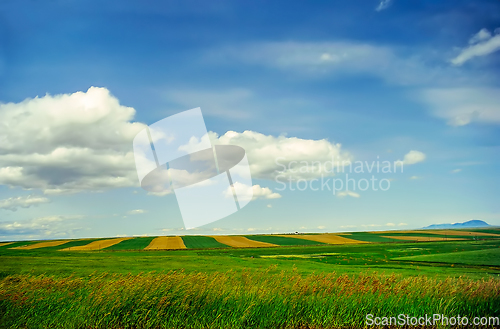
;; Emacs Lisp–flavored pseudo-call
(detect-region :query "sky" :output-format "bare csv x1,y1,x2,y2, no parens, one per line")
0,0,499,241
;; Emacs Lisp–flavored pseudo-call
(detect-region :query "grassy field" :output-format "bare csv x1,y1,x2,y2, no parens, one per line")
40,238,103,251
60,237,133,250
211,235,277,248
0,229,499,328
0,240,38,249
397,247,500,266
338,232,401,243
244,235,325,246
105,237,156,250
181,235,230,249
1,270,498,329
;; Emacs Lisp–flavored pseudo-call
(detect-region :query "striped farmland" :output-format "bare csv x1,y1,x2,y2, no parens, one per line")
211,236,277,248
60,238,133,251
144,236,186,250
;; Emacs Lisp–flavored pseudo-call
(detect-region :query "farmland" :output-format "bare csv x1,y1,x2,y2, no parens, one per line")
60,237,132,251
181,235,229,249
144,236,186,250
1,228,499,328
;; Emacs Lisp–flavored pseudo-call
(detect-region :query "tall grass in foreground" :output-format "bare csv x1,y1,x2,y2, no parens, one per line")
1,268,499,328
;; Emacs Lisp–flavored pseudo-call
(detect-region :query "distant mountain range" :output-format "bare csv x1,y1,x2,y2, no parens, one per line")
423,219,491,230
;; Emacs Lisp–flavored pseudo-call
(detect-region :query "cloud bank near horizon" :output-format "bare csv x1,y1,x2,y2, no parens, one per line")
0,88,356,195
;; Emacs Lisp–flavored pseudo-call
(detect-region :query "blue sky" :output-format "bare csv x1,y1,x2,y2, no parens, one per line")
0,0,499,240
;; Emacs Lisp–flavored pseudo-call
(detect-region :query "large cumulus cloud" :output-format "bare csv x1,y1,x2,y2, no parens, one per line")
0,87,353,194
0,87,145,194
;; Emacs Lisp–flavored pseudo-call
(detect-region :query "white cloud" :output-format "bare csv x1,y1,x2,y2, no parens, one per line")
0,87,145,194
0,87,356,195
207,41,458,85
421,88,500,126
0,215,84,239
127,209,147,215
451,169,462,174
398,150,426,165
212,130,352,180
451,28,500,66
375,0,392,11
211,42,392,72
340,225,357,229
409,176,422,180
469,28,492,44
227,183,282,201
0,195,50,211
267,204,272,208
317,225,326,229
336,190,360,198
147,190,174,197
342,222,407,230
252,185,281,199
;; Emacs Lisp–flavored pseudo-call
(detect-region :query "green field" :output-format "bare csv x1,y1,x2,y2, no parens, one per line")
0,240,38,249
105,237,156,250
466,228,500,235
181,235,230,249
339,232,400,242
44,238,104,251
1,230,500,328
377,232,476,239
397,247,500,266
244,235,325,246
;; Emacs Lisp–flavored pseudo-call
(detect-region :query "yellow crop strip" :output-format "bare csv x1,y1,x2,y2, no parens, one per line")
12,240,70,250
283,234,368,244
381,236,466,241
144,236,186,250
60,238,132,251
413,230,500,237
375,229,500,237
211,236,277,248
